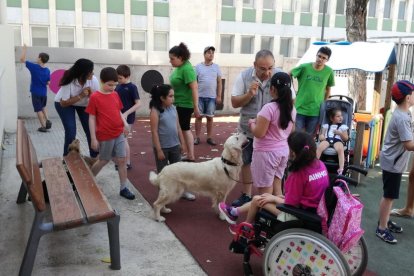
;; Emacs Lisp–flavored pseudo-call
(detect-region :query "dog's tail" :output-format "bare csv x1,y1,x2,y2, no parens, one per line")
149,171,160,187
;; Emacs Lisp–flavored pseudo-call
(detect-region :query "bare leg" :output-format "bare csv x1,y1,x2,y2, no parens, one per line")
316,141,330,159
241,164,252,196
334,142,345,171
258,186,273,195
394,162,414,216
117,157,128,185
182,130,195,160
36,111,46,127
91,159,110,176
245,195,283,223
125,140,131,165
273,177,282,196
378,197,393,229
195,117,203,140
206,116,213,139
42,107,49,121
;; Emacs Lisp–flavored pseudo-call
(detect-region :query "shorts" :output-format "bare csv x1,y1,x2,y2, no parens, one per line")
295,114,319,135
382,170,402,199
198,97,216,117
242,138,254,165
32,94,47,112
98,134,126,161
176,106,194,131
251,151,288,188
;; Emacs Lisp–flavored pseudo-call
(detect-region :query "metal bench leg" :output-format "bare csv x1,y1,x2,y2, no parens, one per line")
19,212,52,276
107,212,121,270
16,182,28,204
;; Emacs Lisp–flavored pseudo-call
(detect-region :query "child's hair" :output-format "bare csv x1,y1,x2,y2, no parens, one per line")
270,72,293,129
100,67,118,83
149,84,172,113
318,46,332,59
288,131,317,172
38,53,49,64
60,58,94,86
169,42,191,61
116,65,131,78
328,108,341,122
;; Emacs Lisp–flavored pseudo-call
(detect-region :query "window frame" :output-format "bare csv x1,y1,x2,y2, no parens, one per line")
220,34,235,54
108,29,124,50
153,31,169,51
57,27,75,48
31,26,49,47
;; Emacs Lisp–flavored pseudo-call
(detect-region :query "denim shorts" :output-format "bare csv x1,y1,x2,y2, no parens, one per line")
242,138,254,165
295,114,319,135
31,94,47,112
99,133,126,160
198,97,216,117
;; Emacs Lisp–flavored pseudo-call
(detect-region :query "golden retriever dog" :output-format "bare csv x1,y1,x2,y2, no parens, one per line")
67,139,97,168
149,132,248,222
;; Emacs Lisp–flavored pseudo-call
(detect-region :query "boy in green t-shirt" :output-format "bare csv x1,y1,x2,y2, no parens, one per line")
291,46,335,135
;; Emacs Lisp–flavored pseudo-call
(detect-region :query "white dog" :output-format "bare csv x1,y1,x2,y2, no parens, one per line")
149,132,248,222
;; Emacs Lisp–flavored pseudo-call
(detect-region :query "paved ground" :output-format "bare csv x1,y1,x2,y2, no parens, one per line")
1,117,414,275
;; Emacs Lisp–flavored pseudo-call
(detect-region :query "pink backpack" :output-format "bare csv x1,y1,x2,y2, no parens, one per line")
317,180,364,253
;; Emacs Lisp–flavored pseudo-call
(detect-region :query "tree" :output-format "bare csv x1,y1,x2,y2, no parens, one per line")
346,0,369,111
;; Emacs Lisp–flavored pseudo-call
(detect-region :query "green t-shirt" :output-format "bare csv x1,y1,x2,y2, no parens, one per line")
292,62,335,116
169,60,197,108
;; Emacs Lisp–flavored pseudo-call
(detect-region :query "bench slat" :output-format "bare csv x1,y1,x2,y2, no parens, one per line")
42,157,84,230
64,153,115,223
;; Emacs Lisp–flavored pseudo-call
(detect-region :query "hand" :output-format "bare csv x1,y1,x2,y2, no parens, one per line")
157,150,166,160
123,125,130,137
82,87,92,97
181,144,188,155
91,139,99,151
257,193,275,207
248,118,256,130
216,97,222,105
193,107,201,119
248,81,259,97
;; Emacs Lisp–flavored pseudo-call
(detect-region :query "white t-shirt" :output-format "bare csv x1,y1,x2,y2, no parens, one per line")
55,75,100,107
322,123,349,141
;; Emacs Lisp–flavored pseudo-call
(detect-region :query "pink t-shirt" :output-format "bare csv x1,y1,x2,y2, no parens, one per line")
284,160,329,209
253,102,296,152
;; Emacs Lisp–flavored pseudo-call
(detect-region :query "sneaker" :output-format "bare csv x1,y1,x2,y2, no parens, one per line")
194,137,200,145
45,120,52,129
127,163,132,170
206,138,217,146
388,220,403,233
219,202,238,224
376,227,397,244
120,187,135,200
181,192,196,201
231,193,252,207
37,127,47,132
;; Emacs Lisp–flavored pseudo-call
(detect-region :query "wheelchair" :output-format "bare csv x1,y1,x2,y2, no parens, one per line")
229,166,368,276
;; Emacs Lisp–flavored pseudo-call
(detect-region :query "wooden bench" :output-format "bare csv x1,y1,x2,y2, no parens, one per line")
15,119,121,276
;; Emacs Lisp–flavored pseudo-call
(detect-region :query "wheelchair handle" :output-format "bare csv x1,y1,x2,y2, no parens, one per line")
344,165,368,176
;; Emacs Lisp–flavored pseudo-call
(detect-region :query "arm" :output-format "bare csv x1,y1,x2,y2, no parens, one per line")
319,126,327,141
249,115,270,138
403,140,414,151
231,81,259,108
150,108,165,160
216,75,223,105
324,86,331,100
89,115,99,151
177,115,187,154
188,81,200,117
59,87,90,107
123,99,141,118
334,127,349,141
19,44,27,63
120,111,130,136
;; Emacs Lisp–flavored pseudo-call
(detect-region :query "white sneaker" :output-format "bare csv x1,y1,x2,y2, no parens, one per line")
181,192,196,201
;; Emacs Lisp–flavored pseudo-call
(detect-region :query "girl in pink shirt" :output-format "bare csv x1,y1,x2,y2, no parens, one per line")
219,131,329,225
248,72,296,196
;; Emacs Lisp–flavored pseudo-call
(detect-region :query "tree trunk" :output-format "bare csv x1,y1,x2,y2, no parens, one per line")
346,0,369,111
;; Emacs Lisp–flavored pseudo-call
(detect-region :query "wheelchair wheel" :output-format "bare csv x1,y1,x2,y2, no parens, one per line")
263,228,351,276
342,236,368,276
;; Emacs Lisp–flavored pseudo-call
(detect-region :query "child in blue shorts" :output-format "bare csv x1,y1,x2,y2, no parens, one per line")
376,80,414,244
20,44,51,132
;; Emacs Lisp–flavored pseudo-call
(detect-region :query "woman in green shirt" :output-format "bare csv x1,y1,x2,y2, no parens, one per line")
169,42,200,164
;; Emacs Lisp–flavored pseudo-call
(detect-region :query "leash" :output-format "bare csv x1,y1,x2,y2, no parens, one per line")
221,156,253,184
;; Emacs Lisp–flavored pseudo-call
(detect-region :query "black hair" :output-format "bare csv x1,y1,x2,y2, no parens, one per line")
100,67,118,83
318,46,332,59
328,108,341,122
60,58,94,86
149,84,173,113
169,42,191,61
116,64,131,78
288,131,317,172
270,72,293,130
38,53,49,64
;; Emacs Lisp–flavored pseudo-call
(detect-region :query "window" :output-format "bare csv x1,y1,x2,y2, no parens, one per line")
297,38,310,58
263,0,274,10
222,0,234,7
319,0,329,14
84,29,100,49
108,30,123,49
243,0,254,8
301,0,311,12
279,37,291,57
398,0,406,20
154,32,168,51
14,26,22,47
58,28,74,48
383,0,392,19
131,31,146,50
336,0,345,15
368,0,377,17
220,34,234,53
283,0,293,11
31,27,48,46
241,36,254,54
261,36,274,51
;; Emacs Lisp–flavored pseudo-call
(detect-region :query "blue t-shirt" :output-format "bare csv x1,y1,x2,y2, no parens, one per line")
25,61,50,97
115,82,140,124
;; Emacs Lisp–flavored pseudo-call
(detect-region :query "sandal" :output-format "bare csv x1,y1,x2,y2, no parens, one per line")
390,209,414,218
206,138,217,146
194,137,200,145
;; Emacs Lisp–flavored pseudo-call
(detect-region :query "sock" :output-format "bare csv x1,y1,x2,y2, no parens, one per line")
230,207,239,216
120,183,127,191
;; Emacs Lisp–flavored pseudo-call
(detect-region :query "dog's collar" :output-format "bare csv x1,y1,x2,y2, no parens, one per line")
221,156,238,166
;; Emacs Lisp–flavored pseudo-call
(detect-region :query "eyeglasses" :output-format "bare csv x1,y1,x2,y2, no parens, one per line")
317,54,328,61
